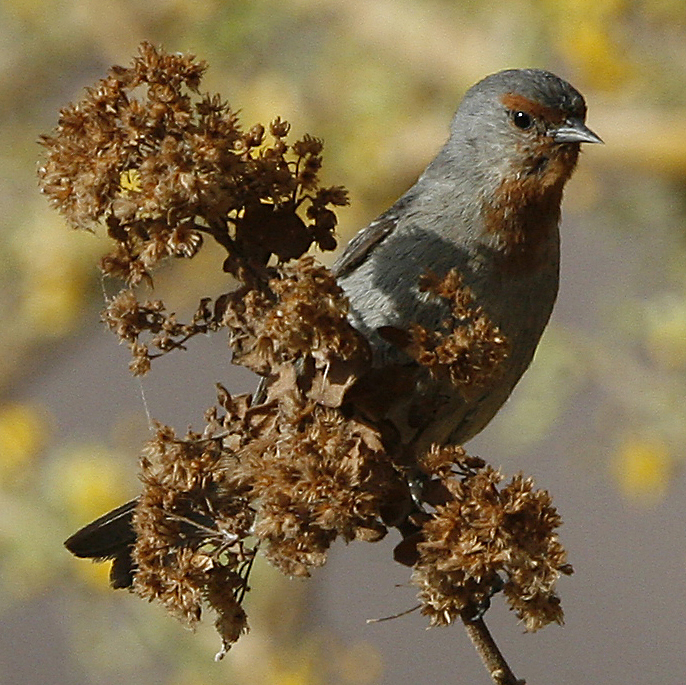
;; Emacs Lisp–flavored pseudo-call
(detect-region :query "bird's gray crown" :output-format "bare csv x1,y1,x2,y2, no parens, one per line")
460,68,587,121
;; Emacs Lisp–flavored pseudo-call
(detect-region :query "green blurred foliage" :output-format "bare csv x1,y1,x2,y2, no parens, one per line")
2,0,686,682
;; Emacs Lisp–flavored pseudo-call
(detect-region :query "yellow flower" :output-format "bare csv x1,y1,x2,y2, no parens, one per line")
120,168,142,193
612,436,673,503
542,0,634,89
51,444,132,524
71,554,114,589
0,403,47,483
16,210,97,338
52,444,133,590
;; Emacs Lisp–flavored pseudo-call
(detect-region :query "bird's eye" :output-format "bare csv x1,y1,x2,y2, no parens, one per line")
512,111,533,130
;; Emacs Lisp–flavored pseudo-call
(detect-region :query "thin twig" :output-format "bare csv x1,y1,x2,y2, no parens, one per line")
459,609,525,685
366,604,421,623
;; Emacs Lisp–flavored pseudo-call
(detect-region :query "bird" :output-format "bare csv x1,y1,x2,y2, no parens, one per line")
65,68,602,588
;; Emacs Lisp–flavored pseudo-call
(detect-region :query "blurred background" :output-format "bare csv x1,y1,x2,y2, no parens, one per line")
2,0,686,683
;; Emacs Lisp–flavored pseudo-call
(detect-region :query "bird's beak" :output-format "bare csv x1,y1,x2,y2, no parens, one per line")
552,118,603,145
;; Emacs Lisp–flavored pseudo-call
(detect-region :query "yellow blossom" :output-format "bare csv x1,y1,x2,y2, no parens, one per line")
612,436,673,503
0,403,47,483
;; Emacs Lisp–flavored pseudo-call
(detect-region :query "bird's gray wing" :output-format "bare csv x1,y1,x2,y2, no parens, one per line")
332,210,399,278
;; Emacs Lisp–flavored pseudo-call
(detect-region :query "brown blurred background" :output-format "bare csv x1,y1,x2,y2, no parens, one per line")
2,1,686,683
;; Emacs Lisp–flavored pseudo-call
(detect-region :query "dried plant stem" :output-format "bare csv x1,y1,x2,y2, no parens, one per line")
459,610,524,685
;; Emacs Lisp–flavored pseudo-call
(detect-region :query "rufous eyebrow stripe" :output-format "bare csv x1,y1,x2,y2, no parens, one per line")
500,93,566,123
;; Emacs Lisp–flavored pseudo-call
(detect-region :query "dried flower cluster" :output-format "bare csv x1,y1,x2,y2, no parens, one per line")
102,289,229,375
223,256,371,407
412,445,572,631
44,43,571,665
131,385,404,658
384,270,510,397
132,421,252,646
38,41,347,288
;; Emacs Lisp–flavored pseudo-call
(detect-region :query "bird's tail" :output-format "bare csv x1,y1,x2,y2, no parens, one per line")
64,498,137,589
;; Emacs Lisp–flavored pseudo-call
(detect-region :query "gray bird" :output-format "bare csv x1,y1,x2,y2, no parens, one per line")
65,68,602,586
333,68,601,455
